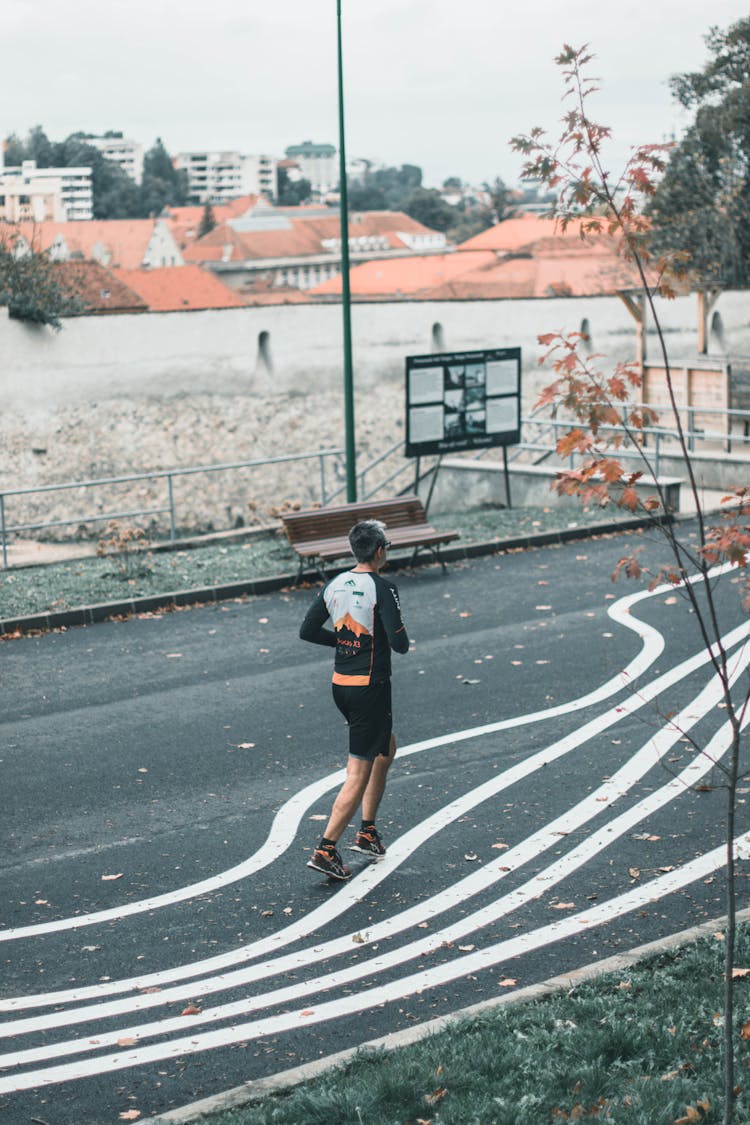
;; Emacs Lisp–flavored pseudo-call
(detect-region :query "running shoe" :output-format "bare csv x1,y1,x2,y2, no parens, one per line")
306,846,352,881
349,826,386,857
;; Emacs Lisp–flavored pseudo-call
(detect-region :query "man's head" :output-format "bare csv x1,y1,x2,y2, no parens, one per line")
349,519,390,564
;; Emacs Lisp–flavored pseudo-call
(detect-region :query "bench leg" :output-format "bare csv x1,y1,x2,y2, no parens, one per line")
408,544,447,573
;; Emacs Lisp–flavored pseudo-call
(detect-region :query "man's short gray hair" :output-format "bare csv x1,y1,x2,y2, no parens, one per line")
349,519,388,563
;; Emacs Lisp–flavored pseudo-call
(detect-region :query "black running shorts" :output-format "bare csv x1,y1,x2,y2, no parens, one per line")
331,679,393,761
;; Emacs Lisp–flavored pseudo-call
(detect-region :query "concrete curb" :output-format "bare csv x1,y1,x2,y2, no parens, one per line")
1,513,660,637
148,905,750,1122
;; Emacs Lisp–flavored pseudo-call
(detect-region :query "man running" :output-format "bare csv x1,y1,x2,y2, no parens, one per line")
299,519,410,880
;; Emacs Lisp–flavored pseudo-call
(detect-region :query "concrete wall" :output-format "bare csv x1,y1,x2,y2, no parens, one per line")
4,289,749,410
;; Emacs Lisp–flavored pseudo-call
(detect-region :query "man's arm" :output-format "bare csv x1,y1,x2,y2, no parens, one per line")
299,591,336,648
377,577,410,654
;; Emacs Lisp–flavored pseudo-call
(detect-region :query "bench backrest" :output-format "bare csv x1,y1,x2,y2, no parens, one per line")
281,495,428,545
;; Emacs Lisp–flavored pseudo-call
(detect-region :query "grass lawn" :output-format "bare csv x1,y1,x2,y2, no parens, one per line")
201,926,750,1125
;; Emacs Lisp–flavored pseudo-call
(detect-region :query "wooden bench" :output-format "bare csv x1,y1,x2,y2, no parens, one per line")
280,495,459,582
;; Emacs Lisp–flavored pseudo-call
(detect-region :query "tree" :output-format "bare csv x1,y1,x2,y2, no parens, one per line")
0,227,83,328
402,186,456,232
650,16,750,287
512,45,750,1125
347,183,389,211
198,202,217,238
138,138,188,216
276,168,312,206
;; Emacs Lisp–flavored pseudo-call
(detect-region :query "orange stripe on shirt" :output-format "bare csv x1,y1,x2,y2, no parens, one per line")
332,672,371,686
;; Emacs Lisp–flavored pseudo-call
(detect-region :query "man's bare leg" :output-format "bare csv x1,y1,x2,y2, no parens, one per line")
361,734,396,823
322,755,373,843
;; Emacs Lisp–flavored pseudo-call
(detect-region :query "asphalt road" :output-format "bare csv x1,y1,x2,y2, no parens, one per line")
2,523,749,1124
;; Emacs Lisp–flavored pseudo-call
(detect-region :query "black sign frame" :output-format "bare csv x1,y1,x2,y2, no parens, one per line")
405,346,522,457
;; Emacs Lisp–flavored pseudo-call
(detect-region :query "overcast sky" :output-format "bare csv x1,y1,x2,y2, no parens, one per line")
4,0,748,188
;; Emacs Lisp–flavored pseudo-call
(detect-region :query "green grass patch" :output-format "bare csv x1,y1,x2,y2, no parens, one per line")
204,928,750,1125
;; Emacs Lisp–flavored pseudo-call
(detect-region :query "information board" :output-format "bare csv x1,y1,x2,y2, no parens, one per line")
405,347,521,457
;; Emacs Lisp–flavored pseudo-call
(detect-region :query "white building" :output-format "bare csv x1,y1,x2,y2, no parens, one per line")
284,141,337,197
88,134,144,185
0,160,93,221
175,150,277,203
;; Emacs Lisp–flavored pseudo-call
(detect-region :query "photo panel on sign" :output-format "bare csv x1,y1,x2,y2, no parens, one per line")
465,362,486,388
444,364,465,390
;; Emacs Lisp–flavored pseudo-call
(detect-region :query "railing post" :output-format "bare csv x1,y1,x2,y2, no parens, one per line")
319,453,327,507
654,432,660,478
0,495,7,570
167,475,176,542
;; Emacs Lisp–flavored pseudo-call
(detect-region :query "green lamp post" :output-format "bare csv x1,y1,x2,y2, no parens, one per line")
336,0,357,502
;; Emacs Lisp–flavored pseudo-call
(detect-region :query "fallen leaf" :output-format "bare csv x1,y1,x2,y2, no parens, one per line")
424,1086,448,1106
117,1037,139,1047
491,842,509,850
181,1004,201,1016
418,922,430,929
261,910,274,917
659,865,676,873
458,944,475,952
352,932,365,943
498,977,517,987
119,1113,141,1122
616,981,632,990
165,653,182,658
741,1020,750,1039
629,867,641,880
300,1009,315,1017
101,873,123,881
674,1099,711,1124
458,612,472,618
551,902,576,910
236,742,256,749
34,899,48,905
664,596,678,605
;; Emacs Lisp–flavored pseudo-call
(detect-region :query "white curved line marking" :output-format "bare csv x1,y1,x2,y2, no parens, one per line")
4,627,747,1047
2,611,744,1016
0,576,670,945
0,839,736,1092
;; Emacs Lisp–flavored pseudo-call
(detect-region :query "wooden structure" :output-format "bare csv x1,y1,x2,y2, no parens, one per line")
280,495,459,581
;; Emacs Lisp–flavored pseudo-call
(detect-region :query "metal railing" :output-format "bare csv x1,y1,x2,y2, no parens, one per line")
0,449,344,569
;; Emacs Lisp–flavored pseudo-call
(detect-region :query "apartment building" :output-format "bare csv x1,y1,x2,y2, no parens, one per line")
175,150,277,203
88,134,144,185
0,160,93,221
284,141,337,197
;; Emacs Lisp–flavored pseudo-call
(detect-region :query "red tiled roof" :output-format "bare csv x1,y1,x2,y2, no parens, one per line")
52,261,148,314
11,219,170,269
310,251,496,297
309,217,645,301
111,265,245,311
184,209,442,263
162,195,261,249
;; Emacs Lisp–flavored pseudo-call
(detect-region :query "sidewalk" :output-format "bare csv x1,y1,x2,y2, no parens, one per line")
0,504,658,636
